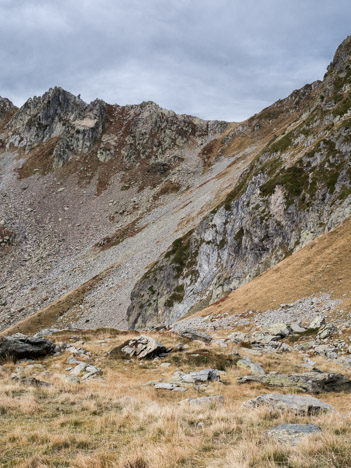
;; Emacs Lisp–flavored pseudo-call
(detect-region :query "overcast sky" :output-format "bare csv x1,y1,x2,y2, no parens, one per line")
1,0,350,121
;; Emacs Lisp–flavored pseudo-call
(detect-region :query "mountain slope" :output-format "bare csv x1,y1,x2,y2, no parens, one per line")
127,36,351,329
1,37,351,333
188,215,351,323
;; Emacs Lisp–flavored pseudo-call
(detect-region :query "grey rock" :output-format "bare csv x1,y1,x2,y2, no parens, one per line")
309,316,326,329
314,344,338,359
12,376,51,387
244,393,334,414
237,357,266,375
266,322,292,337
238,371,351,393
290,322,306,333
0,334,56,361
180,395,224,406
154,383,187,392
110,335,167,360
70,362,89,376
229,331,249,344
178,328,212,343
317,324,337,340
266,424,321,445
170,368,220,385
296,340,315,351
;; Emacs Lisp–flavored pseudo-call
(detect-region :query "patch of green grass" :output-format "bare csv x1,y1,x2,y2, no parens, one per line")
169,349,239,371
165,284,185,307
269,133,293,154
260,165,309,206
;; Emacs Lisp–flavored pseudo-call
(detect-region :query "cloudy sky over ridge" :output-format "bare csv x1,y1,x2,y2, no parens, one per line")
1,0,350,121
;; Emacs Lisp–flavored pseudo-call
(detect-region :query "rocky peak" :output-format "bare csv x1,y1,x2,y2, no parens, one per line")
326,35,351,76
0,97,16,120
2,87,106,167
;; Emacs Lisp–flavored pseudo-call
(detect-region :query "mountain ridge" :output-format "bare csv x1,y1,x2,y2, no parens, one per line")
1,36,351,334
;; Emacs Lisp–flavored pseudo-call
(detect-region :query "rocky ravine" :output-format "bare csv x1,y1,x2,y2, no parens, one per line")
127,35,351,329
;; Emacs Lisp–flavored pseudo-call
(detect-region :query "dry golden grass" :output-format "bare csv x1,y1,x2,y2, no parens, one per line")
1,330,351,467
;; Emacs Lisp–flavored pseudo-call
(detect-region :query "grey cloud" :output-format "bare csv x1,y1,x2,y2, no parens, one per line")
0,0,350,121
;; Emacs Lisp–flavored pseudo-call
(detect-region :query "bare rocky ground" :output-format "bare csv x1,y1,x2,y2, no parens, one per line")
0,137,253,332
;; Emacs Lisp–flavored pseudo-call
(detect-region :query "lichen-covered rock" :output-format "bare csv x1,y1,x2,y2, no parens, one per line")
244,393,334,414
180,395,224,406
266,424,321,445
265,322,292,337
238,371,351,393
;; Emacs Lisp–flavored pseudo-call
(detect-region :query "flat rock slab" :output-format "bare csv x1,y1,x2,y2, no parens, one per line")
0,334,56,361
154,383,187,392
170,368,220,385
266,424,321,445
244,393,334,415
238,371,351,393
180,395,224,406
178,328,212,343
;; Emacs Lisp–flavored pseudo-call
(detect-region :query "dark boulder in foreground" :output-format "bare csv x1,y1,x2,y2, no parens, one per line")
238,371,351,393
0,333,57,361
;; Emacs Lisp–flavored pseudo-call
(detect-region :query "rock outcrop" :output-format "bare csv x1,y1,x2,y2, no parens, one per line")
4,87,106,166
127,36,351,329
0,333,57,361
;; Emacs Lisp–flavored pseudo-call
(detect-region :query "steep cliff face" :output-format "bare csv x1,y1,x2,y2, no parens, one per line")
127,36,351,329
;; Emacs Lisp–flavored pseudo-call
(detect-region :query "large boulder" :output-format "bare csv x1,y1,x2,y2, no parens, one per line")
244,393,334,415
238,371,351,393
266,424,321,445
0,333,56,361
110,335,168,360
